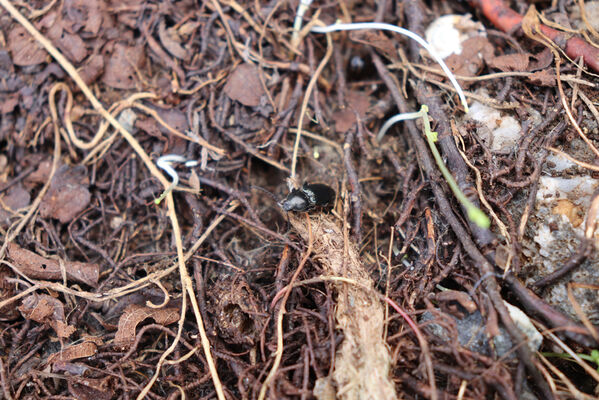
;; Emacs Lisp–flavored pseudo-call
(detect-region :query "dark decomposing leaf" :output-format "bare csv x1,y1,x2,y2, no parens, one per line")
0,265,19,321
207,276,266,346
18,293,76,338
135,116,166,140
102,42,146,89
39,164,91,223
41,12,88,64
156,107,189,136
7,242,99,287
64,0,105,36
488,53,530,72
68,376,114,400
8,25,48,66
332,90,370,133
224,63,266,107
114,304,179,348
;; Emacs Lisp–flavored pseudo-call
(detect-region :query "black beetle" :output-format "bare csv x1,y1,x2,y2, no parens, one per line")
281,183,335,212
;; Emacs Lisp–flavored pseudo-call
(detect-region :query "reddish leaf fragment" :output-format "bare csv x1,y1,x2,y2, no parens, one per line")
332,91,370,133
529,48,553,71
114,304,179,348
445,36,493,81
64,0,105,35
0,184,30,227
78,54,104,85
7,242,99,287
8,26,48,66
115,0,144,28
224,63,266,107
102,43,146,89
349,30,397,61
39,165,91,223
158,19,189,60
156,107,189,136
488,53,529,72
26,160,53,184
528,69,556,86
1,93,19,114
18,294,76,338
57,32,88,64
47,340,101,364
45,18,87,64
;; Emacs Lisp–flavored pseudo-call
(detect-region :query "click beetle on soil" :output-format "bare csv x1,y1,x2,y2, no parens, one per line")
281,183,335,212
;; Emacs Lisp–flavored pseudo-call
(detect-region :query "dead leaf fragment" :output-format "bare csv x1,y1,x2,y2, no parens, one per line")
8,26,48,66
68,377,114,400
156,107,189,136
7,242,99,287
47,340,100,364
528,69,556,86
78,54,105,85
1,93,19,114
332,91,370,133
158,19,189,60
349,30,397,61
529,48,553,71
46,20,87,64
102,43,145,89
0,184,31,227
114,304,179,348
26,160,53,184
18,294,76,338
445,36,493,80
224,63,266,107
64,0,105,36
39,165,91,223
488,53,529,72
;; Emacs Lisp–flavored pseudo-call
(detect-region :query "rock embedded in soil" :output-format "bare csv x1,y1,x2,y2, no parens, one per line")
520,155,599,324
